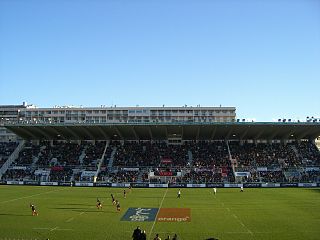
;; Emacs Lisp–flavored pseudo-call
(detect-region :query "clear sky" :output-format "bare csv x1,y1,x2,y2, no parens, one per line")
0,0,319,121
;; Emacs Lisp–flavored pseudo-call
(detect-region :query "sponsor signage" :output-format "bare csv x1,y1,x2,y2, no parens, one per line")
111,183,130,187
224,184,242,188
59,182,72,186
235,172,250,176
34,169,50,175
257,167,268,171
298,183,317,187
161,158,172,164
122,168,140,171
121,208,159,222
75,182,94,187
40,182,58,186
305,167,319,171
95,182,112,187
186,184,205,188
6,181,24,185
280,183,298,187
9,166,27,170
243,183,261,188
24,181,39,185
158,171,173,176
157,208,191,222
81,171,96,177
131,183,149,188
169,183,186,188
206,183,224,188
261,183,281,188
149,184,168,188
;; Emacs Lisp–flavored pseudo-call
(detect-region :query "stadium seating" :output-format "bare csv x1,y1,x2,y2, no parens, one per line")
0,142,18,167
1,140,320,183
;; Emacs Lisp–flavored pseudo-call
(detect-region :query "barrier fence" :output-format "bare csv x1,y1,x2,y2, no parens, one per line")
0,180,319,188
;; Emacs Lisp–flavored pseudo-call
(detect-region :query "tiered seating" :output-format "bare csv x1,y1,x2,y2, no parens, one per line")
296,141,320,165
106,170,139,183
114,141,161,167
230,142,300,167
83,141,106,167
158,143,189,167
182,170,223,183
49,166,73,182
192,141,229,167
2,168,34,181
37,141,83,167
0,142,18,167
12,142,40,166
1,140,319,183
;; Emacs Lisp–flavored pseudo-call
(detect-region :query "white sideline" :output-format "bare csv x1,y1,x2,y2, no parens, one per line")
0,188,66,204
149,187,168,239
208,189,254,236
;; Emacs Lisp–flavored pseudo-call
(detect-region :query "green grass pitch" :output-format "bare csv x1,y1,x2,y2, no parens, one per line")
0,186,319,240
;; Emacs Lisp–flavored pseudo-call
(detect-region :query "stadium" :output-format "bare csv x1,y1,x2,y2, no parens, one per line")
0,104,320,240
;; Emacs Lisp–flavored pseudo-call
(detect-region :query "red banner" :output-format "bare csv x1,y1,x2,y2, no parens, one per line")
159,171,173,176
51,166,64,171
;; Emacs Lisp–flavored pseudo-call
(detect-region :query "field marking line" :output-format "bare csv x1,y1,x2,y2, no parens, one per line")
63,203,96,224
33,227,74,231
231,212,253,236
207,189,254,236
50,226,58,232
149,187,168,239
66,217,74,222
0,188,67,204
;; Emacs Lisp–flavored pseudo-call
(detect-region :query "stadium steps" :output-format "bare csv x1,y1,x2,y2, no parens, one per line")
31,145,45,167
78,145,87,165
0,140,25,179
95,141,110,179
107,146,117,171
187,150,193,166
226,141,237,179
290,145,300,159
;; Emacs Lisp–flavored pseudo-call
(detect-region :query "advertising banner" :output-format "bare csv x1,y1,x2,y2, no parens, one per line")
206,183,224,188
149,184,168,188
75,182,94,187
186,184,205,188
40,182,58,186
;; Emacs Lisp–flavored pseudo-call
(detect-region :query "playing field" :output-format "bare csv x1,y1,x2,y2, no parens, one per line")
0,186,319,240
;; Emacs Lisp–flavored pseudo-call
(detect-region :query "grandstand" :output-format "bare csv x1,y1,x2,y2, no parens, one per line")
0,103,320,187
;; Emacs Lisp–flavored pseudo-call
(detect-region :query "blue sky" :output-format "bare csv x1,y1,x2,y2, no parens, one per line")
0,0,319,121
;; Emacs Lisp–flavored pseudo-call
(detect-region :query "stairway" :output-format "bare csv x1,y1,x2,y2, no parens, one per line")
290,145,300,159
78,145,87,165
0,140,26,179
187,150,193,167
95,141,110,179
107,147,117,171
226,141,237,180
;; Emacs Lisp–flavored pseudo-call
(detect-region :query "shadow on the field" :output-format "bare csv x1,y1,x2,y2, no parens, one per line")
57,203,91,206
51,207,88,210
308,189,320,193
71,210,111,213
205,238,219,240
0,213,31,217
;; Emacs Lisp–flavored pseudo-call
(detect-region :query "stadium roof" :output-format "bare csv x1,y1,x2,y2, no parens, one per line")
4,122,320,141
